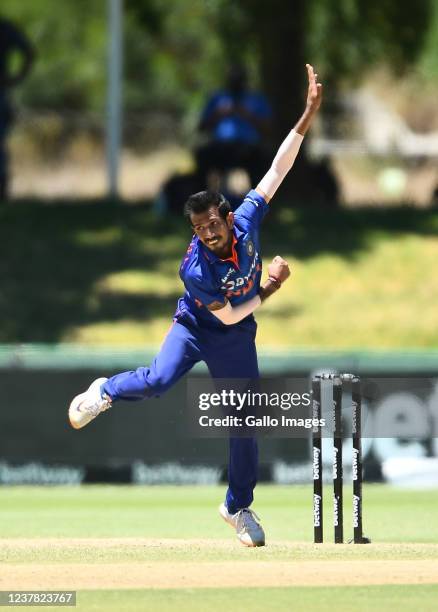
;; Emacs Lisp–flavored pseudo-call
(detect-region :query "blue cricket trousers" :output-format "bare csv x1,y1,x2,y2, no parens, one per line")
102,314,259,514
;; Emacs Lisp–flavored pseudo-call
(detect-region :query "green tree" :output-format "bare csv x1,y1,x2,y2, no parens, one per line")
1,0,106,111
1,0,435,197
212,0,433,203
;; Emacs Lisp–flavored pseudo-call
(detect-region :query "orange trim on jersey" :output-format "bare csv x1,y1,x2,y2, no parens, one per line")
242,278,254,295
220,235,240,269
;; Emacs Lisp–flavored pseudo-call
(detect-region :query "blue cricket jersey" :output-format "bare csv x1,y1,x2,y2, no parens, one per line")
177,189,269,328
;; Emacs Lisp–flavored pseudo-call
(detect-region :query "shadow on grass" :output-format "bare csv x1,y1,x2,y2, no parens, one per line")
266,204,438,260
1,198,437,342
0,199,188,342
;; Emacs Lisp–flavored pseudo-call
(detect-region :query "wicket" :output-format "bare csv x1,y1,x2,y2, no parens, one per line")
312,373,370,544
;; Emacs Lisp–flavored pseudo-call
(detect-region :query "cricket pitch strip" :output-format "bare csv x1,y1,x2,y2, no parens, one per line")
1,539,437,590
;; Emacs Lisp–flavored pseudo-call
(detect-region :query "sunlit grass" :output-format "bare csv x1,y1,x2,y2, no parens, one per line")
95,269,182,297
1,486,437,611
65,318,173,346
1,201,437,347
66,234,438,348
256,235,438,347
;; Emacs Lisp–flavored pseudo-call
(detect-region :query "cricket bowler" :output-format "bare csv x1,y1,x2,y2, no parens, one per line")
69,64,322,547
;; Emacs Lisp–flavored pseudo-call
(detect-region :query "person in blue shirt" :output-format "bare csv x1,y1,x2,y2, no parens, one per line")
69,64,323,547
195,63,272,193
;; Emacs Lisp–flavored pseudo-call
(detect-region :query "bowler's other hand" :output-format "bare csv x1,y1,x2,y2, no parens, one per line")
305,63,322,114
268,255,291,283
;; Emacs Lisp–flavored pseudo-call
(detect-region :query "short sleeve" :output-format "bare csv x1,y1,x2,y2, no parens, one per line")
184,272,226,309
234,189,269,231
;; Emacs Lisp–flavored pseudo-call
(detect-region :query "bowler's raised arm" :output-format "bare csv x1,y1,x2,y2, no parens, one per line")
256,63,323,203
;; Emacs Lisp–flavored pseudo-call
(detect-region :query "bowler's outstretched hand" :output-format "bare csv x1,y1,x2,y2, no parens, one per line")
305,63,323,115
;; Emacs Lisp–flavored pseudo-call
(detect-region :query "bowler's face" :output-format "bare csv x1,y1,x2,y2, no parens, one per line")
190,206,234,258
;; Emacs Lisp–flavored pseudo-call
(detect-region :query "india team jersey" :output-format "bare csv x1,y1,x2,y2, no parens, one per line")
177,189,269,328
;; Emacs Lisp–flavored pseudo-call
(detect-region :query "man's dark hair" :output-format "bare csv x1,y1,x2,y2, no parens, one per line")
184,191,231,223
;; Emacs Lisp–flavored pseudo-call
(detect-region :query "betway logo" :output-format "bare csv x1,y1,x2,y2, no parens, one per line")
333,447,339,479
334,496,340,526
313,447,320,479
352,402,358,431
353,494,360,528
352,448,359,480
313,494,322,526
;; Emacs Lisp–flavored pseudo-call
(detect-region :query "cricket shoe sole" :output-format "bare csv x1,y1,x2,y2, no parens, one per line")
69,377,111,429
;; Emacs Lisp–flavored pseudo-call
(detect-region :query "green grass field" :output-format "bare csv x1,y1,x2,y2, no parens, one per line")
1,201,438,347
1,485,438,611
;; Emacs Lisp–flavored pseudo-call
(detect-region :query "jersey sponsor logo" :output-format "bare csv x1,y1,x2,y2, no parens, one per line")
223,265,262,297
221,267,235,284
221,252,261,297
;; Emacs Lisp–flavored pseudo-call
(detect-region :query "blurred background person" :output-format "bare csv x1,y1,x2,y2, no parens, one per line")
0,15,34,201
155,63,273,214
195,63,272,200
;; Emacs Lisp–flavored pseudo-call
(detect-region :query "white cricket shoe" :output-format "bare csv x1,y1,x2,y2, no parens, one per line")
68,378,111,429
219,502,265,547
